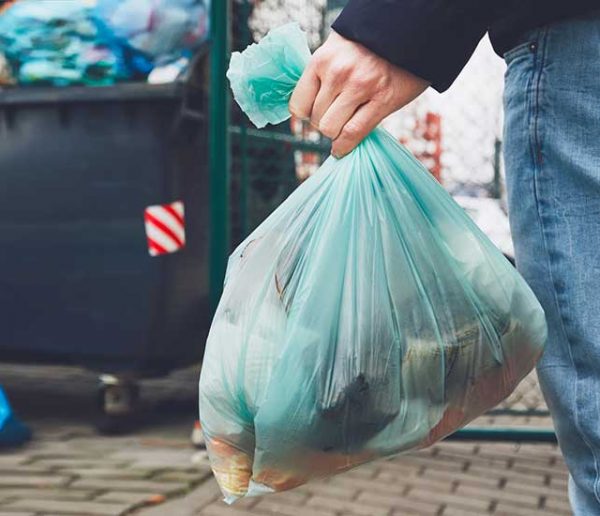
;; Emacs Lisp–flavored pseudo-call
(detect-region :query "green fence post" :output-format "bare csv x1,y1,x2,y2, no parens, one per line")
239,0,252,238
209,0,230,311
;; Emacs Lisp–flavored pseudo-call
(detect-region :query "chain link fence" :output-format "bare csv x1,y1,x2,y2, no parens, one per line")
225,0,550,431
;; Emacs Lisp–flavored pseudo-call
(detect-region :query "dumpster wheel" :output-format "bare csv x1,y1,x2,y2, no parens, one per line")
96,375,140,435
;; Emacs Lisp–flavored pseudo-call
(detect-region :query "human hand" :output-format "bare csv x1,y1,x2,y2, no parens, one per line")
289,31,430,157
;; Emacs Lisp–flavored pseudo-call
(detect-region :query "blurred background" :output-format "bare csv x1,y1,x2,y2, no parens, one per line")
0,1,565,515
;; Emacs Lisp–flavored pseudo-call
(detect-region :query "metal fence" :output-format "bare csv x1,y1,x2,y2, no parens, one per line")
209,0,553,440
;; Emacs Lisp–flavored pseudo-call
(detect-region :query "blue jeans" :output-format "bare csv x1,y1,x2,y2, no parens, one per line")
503,12,600,515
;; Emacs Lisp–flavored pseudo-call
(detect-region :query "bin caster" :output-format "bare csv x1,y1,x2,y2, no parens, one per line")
95,375,140,435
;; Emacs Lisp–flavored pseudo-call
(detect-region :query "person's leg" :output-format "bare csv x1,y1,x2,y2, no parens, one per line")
503,12,600,514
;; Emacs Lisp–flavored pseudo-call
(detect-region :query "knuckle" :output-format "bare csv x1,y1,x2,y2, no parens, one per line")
319,120,337,139
328,59,352,78
376,72,391,87
378,76,394,95
342,121,362,140
375,90,394,107
350,74,373,89
330,63,347,77
312,49,329,69
289,103,307,120
332,142,348,158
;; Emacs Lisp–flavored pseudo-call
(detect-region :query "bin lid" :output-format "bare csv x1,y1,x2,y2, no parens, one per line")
0,82,186,106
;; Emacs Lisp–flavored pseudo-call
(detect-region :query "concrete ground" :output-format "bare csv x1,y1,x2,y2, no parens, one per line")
0,364,569,516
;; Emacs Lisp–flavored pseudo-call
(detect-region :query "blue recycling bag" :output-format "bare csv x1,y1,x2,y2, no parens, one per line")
199,23,547,503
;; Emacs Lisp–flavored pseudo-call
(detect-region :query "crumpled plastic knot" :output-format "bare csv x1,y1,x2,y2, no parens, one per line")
227,23,311,128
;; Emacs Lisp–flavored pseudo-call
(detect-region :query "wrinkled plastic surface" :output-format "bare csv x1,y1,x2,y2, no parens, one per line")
199,23,547,503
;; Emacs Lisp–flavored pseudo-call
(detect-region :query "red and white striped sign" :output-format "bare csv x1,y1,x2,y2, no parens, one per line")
144,201,186,257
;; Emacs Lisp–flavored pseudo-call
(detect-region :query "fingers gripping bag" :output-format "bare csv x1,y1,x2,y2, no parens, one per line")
199,23,547,503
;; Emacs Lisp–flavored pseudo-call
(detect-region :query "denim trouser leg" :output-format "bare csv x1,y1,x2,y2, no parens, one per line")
503,13,600,514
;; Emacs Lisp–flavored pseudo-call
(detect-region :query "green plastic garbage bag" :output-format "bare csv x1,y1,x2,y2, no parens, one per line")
199,23,547,503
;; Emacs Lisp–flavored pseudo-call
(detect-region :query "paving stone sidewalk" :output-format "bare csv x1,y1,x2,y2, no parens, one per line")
140,440,570,516
0,363,212,516
0,364,569,516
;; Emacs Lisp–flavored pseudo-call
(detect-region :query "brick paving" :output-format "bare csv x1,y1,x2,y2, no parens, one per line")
0,363,212,515
0,364,569,516
181,440,570,516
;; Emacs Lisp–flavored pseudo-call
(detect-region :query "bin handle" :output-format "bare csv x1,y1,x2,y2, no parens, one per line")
180,86,205,122
178,47,209,122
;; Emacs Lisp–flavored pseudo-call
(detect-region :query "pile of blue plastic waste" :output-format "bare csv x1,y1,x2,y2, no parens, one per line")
0,0,210,86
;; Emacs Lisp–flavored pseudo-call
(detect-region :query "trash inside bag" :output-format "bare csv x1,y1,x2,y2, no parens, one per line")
199,23,547,504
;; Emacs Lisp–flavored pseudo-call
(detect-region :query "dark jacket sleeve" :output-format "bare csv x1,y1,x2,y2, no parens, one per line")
332,0,493,92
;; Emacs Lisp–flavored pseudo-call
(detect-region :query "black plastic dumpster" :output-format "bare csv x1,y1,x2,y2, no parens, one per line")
0,64,209,430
